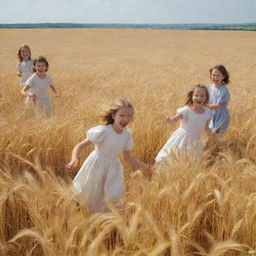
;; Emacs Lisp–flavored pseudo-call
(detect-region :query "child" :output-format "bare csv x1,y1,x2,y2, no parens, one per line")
208,64,230,136
17,44,33,86
67,99,151,213
21,56,58,116
155,84,213,162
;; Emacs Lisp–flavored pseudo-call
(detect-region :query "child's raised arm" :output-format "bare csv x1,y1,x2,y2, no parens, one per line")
122,150,151,171
165,113,183,123
67,138,92,171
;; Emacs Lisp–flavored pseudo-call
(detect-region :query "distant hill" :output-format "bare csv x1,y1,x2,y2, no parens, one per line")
0,23,256,31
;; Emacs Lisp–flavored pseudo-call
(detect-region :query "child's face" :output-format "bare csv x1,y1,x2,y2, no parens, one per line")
20,47,30,60
211,68,225,85
112,107,133,133
192,88,207,107
35,61,47,77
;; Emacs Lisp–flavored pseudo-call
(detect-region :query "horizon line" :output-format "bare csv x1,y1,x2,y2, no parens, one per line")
1,22,256,25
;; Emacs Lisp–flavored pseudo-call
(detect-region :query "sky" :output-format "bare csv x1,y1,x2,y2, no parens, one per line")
0,0,255,24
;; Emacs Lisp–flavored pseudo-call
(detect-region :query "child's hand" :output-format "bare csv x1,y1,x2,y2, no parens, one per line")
67,159,78,172
17,72,22,77
32,94,37,101
213,126,221,136
27,93,37,102
165,115,174,123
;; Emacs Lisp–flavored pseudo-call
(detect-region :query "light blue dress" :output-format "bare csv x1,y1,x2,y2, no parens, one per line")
208,84,230,136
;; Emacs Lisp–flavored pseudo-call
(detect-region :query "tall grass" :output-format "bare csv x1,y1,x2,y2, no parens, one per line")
0,28,256,255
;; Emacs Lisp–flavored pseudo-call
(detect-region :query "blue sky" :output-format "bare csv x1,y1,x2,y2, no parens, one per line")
1,0,255,24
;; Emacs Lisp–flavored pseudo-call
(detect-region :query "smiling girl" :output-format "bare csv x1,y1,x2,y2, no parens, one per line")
21,56,58,116
16,44,33,86
208,64,230,136
67,98,151,212
155,84,213,162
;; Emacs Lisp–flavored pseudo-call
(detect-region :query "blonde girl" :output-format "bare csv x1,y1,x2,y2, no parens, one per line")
67,99,151,213
17,44,33,85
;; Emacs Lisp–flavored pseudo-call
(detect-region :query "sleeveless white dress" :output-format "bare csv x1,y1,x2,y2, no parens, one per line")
155,106,211,162
73,124,133,212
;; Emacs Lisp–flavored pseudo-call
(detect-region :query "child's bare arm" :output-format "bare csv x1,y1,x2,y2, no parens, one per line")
204,120,213,136
67,138,92,171
50,84,58,95
208,102,224,110
165,113,183,123
122,150,151,171
21,85,30,94
17,64,21,77
21,85,36,100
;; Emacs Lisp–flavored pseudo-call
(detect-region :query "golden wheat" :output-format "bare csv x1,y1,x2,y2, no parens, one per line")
0,28,256,255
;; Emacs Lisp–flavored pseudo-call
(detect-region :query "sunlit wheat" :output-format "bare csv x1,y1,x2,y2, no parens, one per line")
0,28,256,255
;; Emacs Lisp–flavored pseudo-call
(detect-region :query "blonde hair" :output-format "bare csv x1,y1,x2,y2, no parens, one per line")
101,99,134,125
17,44,32,62
185,84,209,106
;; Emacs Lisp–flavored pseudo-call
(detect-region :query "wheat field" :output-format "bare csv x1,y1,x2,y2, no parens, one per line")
0,28,256,256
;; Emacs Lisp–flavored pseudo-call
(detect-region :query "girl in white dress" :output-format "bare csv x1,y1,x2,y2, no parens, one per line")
21,56,58,116
67,99,151,213
17,44,33,86
155,84,213,162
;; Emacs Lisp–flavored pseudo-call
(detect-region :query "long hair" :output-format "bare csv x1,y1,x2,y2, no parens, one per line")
33,56,49,72
17,44,32,62
210,64,230,84
185,84,209,106
101,99,134,125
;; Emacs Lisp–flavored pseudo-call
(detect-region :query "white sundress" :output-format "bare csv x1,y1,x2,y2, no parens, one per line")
17,60,34,85
73,124,134,213
155,106,211,162
24,73,53,115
